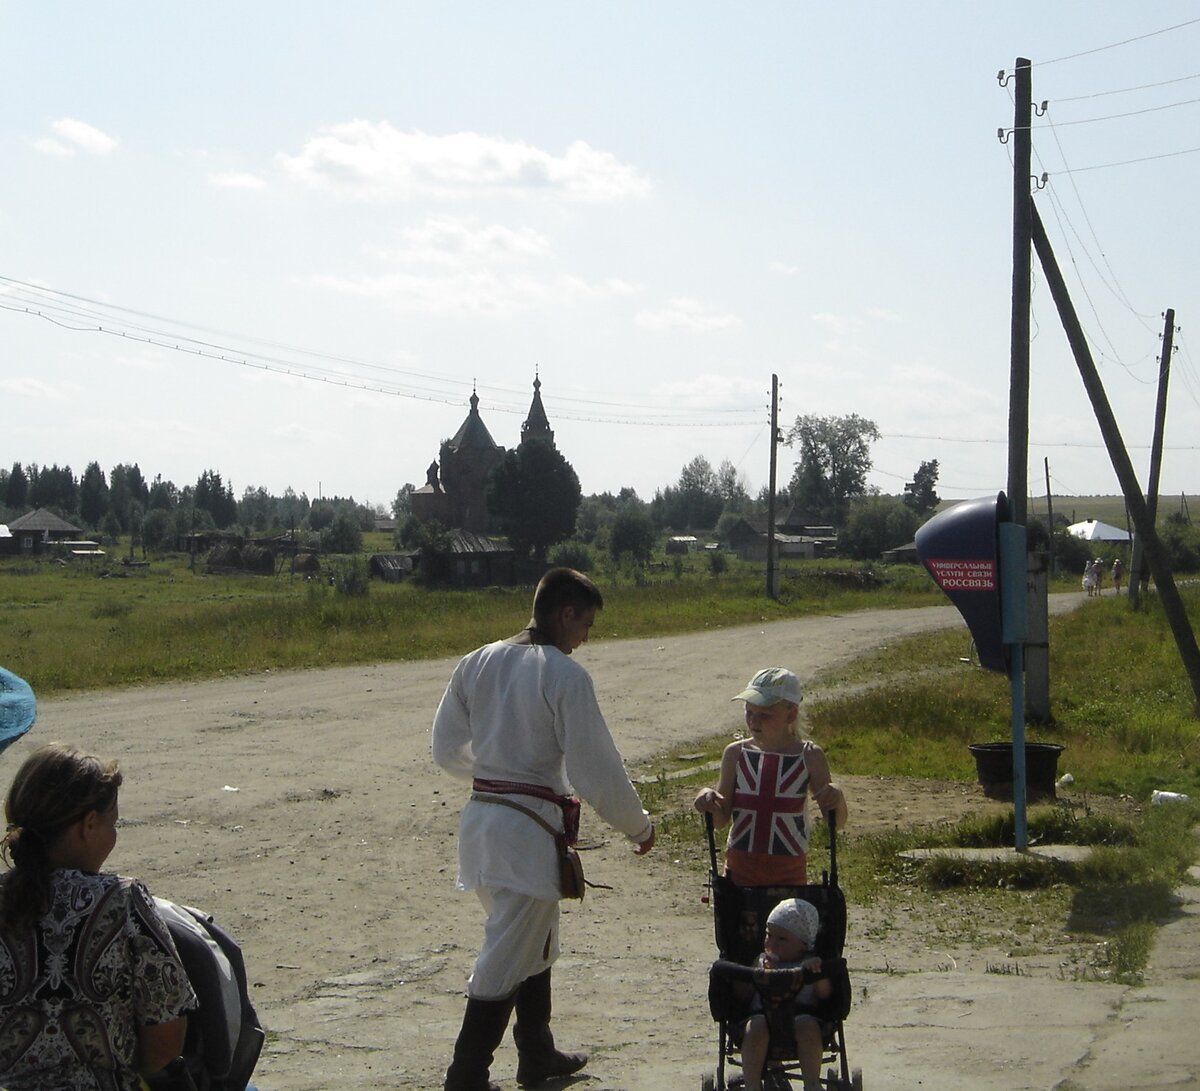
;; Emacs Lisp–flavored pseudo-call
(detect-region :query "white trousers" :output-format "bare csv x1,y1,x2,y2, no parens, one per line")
467,887,560,1000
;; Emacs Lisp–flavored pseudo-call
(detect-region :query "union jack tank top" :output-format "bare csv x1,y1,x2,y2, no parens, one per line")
724,747,809,885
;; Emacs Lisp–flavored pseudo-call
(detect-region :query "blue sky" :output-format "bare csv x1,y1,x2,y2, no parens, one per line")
3,3,1199,513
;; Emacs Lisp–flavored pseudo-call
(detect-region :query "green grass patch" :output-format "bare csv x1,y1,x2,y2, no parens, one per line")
0,554,944,696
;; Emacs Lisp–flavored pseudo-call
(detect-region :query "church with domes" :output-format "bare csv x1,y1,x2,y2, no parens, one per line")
410,376,557,534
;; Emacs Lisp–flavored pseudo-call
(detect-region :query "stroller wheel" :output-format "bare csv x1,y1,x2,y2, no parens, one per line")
700,1073,716,1091
851,1068,864,1091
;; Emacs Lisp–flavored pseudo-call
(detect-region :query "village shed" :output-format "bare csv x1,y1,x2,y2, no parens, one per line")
665,535,699,555
369,553,414,583
422,530,516,587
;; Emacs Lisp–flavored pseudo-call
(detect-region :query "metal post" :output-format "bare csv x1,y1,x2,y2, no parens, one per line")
1000,521,1029,849
766,374,779,600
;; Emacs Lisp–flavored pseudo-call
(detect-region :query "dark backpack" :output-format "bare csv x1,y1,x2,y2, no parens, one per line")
146,900,265,1091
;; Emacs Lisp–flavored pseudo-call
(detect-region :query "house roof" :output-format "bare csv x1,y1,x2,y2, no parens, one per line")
445,530,512,554
7,508,83,535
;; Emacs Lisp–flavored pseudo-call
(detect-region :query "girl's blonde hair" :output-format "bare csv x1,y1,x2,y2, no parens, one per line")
1,742,122,931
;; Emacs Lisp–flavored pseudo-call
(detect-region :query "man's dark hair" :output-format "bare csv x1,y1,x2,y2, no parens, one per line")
532,568,603,624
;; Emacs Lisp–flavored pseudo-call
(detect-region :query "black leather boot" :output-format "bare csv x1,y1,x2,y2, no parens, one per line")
444,994,517,1091
513,968,587,1087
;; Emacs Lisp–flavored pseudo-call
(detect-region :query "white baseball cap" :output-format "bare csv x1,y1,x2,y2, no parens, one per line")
732,667,803,707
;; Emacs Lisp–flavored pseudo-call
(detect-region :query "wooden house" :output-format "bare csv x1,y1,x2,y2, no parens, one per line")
4,509,84,555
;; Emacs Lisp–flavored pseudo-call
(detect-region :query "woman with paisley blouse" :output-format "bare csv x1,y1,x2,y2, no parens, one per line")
0,743,197,1091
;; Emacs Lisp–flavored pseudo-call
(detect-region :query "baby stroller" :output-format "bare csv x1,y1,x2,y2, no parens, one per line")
146,900,265,1091
701,812,861,1091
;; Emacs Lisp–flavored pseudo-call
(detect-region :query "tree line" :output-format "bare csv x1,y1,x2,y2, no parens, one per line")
0,461,383,556
3,413,946,562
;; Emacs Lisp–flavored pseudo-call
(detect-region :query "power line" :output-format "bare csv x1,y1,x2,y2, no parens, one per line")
0,275,763,428
1039,93,1200,127
1047,143,1200,174
1054,70,1200,102
1038,17,1200,67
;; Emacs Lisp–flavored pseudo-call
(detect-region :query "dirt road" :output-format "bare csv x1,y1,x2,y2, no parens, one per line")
18,598,1199,1090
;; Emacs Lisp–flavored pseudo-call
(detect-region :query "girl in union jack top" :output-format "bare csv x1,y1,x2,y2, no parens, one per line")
694,668,847,886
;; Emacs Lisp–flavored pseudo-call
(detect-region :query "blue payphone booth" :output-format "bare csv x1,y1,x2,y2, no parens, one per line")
915,492,1032,848
914,493,1009,674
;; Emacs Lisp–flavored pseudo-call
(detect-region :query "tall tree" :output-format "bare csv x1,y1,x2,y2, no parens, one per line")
392,483,416,520
148,475,178,511
29,464,77,515
109,464,150,529
79,462,110,528
716,459,749,507
3,463,27,509
193,470,238,529
239,485,276,532
650,455,725,531
786,413,880,524
840,496,919,560
902,459,941,516
608,507,656,562
487,442,582,561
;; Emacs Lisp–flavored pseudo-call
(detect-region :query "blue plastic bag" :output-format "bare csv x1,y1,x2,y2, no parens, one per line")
0,667,36,755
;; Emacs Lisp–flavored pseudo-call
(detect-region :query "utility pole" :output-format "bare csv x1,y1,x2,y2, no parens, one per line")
1006,59,1048,771
1031,206,1200,710
1007,58,1033,528
1044,458,1055,576
1129,308,1175,607
766,374,780,600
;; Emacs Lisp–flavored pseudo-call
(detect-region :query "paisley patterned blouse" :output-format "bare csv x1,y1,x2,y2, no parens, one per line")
0,870,197,1091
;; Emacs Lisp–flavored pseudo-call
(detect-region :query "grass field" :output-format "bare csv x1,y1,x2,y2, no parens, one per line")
0,551,944,696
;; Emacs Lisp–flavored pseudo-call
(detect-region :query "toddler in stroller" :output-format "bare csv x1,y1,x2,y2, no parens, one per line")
702,813,860,1091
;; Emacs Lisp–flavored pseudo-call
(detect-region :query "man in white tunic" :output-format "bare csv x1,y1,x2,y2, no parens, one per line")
432,568,655,1091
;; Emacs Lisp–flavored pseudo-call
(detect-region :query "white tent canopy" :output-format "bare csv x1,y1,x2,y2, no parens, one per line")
1067,519,1130,542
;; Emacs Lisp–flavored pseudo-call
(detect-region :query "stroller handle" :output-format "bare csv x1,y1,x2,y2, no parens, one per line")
704,809,839,888
710,958,825,986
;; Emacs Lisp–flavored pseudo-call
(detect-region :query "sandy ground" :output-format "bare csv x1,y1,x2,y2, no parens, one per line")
15,597,1200,1090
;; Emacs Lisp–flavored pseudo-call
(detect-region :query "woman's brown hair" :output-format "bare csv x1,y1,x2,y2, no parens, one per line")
1,742,122,931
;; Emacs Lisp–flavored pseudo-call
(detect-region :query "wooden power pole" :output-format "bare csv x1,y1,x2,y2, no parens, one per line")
767,374,780,600
1129,309,1175,607
1007,58,1033,528
1030,206,1200,710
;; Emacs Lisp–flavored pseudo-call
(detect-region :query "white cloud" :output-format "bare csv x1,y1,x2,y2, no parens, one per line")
32,137,73,158
209,171,266,190
0,376,76,399
635,298,740,334
387,217,551,265
316,214,633,317
651,372,764,409
276,122,651,201
866,307,900,322
810,312,853,330
769,261,800,276
36,118,118,156
315,267,631,318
